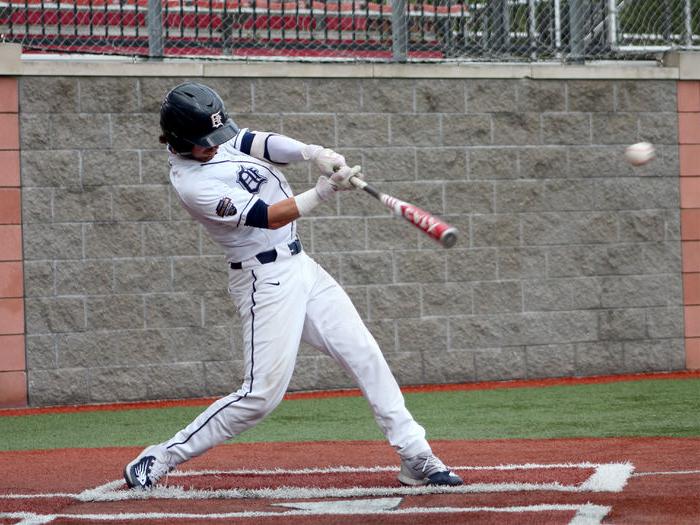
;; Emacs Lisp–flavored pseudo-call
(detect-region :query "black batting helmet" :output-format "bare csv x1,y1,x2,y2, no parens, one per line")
160,82,239,154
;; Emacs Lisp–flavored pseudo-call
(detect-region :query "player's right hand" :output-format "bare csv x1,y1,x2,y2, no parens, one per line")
314,175,339,201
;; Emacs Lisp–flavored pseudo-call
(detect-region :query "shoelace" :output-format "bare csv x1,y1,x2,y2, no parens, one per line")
148,454,176,485
421,455,448,476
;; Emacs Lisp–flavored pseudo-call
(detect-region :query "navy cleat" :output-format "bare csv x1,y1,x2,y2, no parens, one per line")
124,445,175,490
398,453,463,486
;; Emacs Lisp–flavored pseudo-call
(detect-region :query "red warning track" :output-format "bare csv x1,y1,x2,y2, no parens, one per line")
2,371,699,417
0,437,698,524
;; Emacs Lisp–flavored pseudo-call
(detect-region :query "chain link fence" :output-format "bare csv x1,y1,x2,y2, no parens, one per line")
2,0,700,61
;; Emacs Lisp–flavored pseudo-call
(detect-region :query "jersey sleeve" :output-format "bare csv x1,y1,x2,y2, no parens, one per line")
229,128,306,165
180,177,259,227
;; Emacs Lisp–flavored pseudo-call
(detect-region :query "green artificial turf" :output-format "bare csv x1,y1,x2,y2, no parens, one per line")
0,378,698,451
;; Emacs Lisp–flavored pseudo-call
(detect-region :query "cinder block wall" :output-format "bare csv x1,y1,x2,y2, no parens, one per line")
19,76,684,405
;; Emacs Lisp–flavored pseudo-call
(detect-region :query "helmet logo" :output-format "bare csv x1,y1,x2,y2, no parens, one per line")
210,112,224,129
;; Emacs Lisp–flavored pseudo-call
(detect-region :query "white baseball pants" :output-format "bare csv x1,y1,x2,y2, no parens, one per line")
163,250,431,464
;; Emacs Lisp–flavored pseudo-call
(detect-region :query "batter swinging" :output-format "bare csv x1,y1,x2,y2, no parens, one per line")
123,82,463,489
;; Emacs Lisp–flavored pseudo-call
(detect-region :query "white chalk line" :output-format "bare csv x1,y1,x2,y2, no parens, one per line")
0,503,613,525
0,462,635,502
632,469,700,477
166,462,606,477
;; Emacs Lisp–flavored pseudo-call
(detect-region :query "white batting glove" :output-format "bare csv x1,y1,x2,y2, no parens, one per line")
330,165,363,190
302,144,346,176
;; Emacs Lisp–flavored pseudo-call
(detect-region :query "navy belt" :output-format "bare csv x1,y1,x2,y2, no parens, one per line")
230,239,302,270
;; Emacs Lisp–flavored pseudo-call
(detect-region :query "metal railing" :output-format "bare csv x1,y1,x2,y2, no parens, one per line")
2,0,700,62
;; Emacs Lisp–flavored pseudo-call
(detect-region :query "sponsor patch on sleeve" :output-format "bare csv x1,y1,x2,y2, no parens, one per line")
215,197,237,217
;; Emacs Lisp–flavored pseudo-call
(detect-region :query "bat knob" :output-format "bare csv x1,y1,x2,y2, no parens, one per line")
440,228,458,249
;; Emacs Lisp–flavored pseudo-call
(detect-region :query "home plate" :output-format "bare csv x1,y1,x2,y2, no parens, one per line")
273,497,403,513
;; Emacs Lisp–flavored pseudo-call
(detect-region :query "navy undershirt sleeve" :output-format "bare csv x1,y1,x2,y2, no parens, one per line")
244,199,269,228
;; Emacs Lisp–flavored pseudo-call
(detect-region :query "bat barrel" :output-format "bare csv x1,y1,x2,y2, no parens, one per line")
440,228,459,249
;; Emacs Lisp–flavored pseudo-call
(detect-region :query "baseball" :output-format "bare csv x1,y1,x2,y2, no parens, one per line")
625,142,656,166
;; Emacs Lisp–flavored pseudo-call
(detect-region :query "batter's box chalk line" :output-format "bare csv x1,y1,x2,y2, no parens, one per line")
0,503,613,525
74,461,634,502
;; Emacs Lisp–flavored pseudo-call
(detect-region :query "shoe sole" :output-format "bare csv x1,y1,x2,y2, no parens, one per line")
123,465,136,489
398,473,428,486
398,473,464,487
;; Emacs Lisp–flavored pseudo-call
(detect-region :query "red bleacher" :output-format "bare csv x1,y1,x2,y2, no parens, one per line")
1,0,464,57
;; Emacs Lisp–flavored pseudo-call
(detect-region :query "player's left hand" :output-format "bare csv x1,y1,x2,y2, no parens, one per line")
303,145,346,176
330,165,363,190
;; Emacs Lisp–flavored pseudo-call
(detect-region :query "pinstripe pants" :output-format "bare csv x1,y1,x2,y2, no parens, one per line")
163,251,430,465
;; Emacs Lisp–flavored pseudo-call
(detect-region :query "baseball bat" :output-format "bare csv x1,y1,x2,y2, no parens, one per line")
349,175,459,249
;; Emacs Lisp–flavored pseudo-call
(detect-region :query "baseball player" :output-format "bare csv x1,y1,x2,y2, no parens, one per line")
123,82,463,490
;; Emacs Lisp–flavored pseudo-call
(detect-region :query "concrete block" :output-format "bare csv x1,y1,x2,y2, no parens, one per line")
369,284,422,320
443,114,491,146
517,80,566,112
467,79,517,113
422,348,476,383
542,113,591,145
83,150,140,186
567,80,615,112
21,150,80,188
254,78,307,113
339,251,394,285
114,258,171,293
616,80,676,113
84,222,142,258
416,148,467,180
20,77,78,113
391,114,441,146
337,114,390,147
525,343,576,378
469,147,518,179
308,79,362,113
86,295,143,330
394,250,445,283
416,79,466,113
492,113,539,145
361,79,414,113
145,293,202,328
56,260,113,295
473,281,522,314
422,282,472,316
28,368,89,406
281,114,337,146
23,224,83,260
79,78,139,113
48,114,111,149
446,248,498,281
474,347,527,381
25,335,56,370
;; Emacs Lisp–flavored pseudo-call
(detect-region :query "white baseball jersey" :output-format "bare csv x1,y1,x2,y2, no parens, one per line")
162,129,431,468
168,129,297,263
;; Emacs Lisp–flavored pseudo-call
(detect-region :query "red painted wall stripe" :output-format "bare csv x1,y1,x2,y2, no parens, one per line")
678,80,700,370
0,77,26,408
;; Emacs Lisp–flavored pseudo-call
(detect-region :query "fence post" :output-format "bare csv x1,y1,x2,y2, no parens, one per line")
568,0,588,61
148,0,164,58
607,0,617,49
392,0,408,62
685,0,693,47
487,0,509,52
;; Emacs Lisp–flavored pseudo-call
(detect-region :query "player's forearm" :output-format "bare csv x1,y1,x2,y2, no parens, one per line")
265,172,353,229
267,198,302,229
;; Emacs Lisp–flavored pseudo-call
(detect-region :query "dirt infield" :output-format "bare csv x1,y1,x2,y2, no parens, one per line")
1,438,699,524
